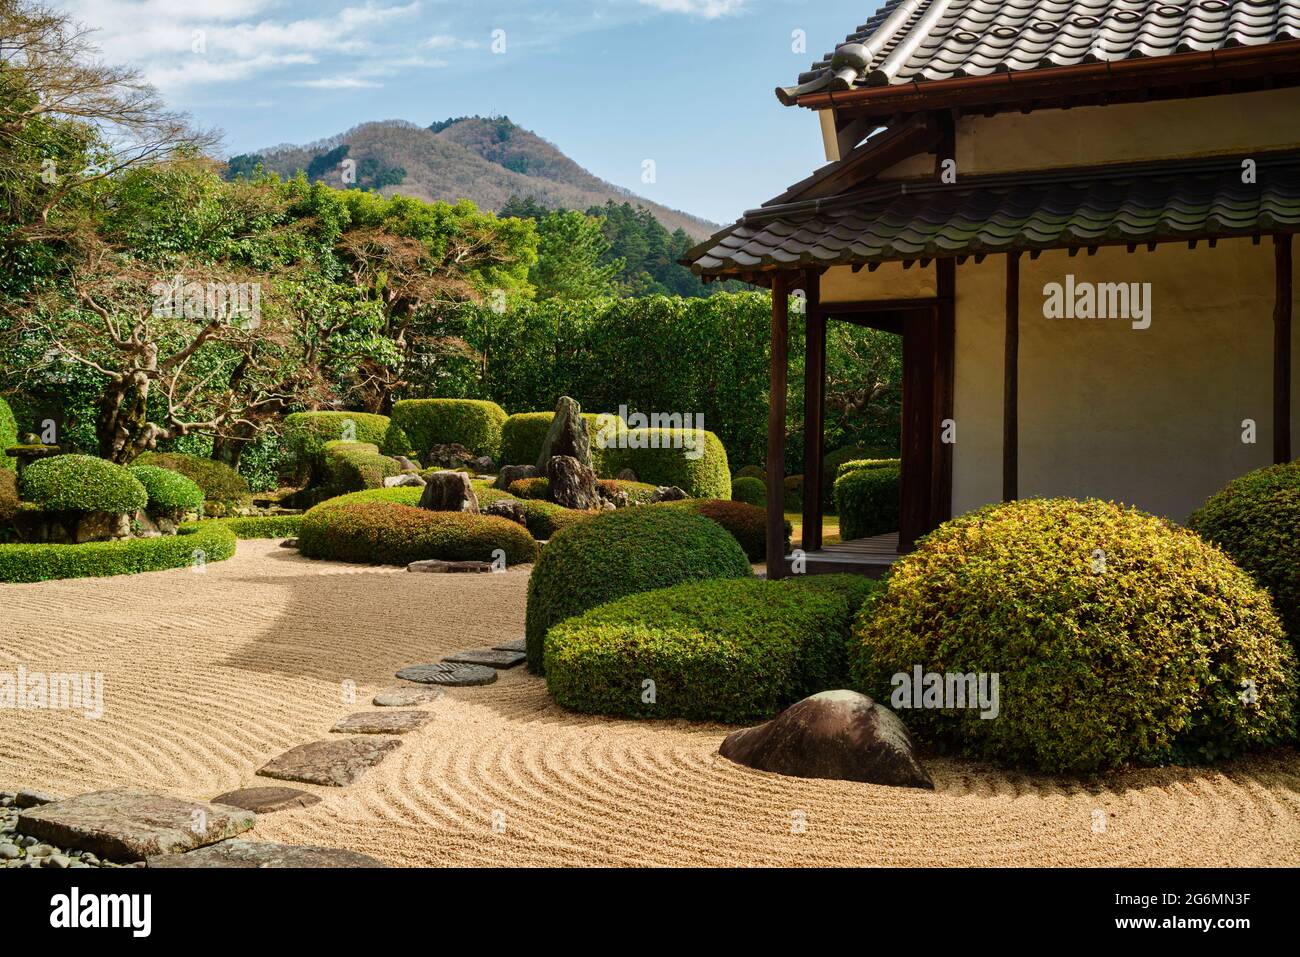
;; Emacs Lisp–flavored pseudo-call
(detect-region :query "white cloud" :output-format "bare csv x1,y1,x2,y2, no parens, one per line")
294,76,382,88
423,34,479,50
636,0,746,18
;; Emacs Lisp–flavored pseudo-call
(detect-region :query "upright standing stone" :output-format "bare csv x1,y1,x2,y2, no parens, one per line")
547,454,599,509
536,396,592,470
418,470,480,514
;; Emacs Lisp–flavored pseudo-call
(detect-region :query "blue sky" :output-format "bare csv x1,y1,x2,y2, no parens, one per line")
61,0,871,224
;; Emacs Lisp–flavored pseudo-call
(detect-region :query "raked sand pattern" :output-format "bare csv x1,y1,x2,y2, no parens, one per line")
3,540,1299,867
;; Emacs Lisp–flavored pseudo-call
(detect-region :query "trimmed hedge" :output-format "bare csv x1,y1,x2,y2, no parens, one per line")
668,499,788,562
0,523,236,583
599,479,659,505
782,475,804,512
822,446,896,510
1190,461,1300,645
322,441,399,493
21,455,147,514
730,476,766,508
602,428,730,500
507,477,549,500
133,452,251,508
545,575,882,723
0,397,16,470
127,465,205,514
850,498,1298,773
834,463,901,540
299,500,537,566
500,411,624,473
525,506,754,673
512,499,596,540
836,457,902,480
390,399,508,460
733,465,765,482
284,411,394,470
184,515,302,539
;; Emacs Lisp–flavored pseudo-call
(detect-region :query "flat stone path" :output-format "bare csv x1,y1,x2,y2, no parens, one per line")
492,638,526,652
443,648,526,669
17,789,254,861
373,685,443,707
257,738,402,787
148,839,382,868
396,663,497,686
330,710,433,734
211,786,321,814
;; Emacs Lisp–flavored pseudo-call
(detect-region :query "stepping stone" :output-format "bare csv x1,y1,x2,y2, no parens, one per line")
148,839,383,868
408,559,492,573
373,684,443,707
396,663,497,687
492,638,526,653
16,789,255,862
330,710,433,734
14,789,58,809
443,648,526,669
257,738,402,787
209,786,321,814
280,538,299,549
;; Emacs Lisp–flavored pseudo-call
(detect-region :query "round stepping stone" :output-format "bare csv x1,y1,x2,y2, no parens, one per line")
492,638,526,653
330,710,433,734
443,648,525,669
210,786,321,814
373,685,443,707
257,738,402,787
396,663,497,686
408,559,492,573
148,839,383,868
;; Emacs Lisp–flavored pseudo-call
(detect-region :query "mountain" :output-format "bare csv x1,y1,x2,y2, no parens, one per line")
238,117,719,240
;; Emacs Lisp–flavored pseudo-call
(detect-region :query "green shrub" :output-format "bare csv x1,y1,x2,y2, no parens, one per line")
599,479,659,505
500,411,625,473
0,469,17,525
133,452,251,509
1190,461,1300,645
185,515,302,539
322,441,399,493
127,465,205,514
667,499,788,562
299,500,537,566
0,397,16,470
733,465,766,482
850,498,1297,773
512,499,596,540
836,457,902,480
730,476,766,508
783,475,804,512
0,523,236,583
835,463,901,540
546,575,881,723
525,506,753,673
21,455,147,514
602,428,730,499
390,399,508,460
283,411,395,479
823,446,898,510
507,477,550,500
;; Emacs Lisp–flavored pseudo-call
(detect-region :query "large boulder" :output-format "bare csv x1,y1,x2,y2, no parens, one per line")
649,485,689,503
495,463,540,490
384,473,427,488
547,454,599,510
535,396,592,470
719,690,934,790
417,471,480,514
485,499,528,527
424,442,475,470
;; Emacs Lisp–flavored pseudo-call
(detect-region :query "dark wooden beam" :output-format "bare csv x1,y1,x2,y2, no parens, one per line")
1277,234,1294,464
932,259,956,531
802,271,826,553
1004,252,1021,501
767,273,791,579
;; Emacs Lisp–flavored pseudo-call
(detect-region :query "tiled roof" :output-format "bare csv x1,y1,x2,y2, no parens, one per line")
684,156,1300,275
781,0,1300,102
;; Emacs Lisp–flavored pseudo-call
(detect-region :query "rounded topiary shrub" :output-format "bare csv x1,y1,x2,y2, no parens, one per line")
322,441,399,492
822,446,895,510
0,397,16,470
598,479,659,505
500,411,624,472
21,455,148,513
730,476,766,508
662,498,789,562
507,477,549,500
850,498,1297,773
546,575,881,723
283,411,395,478
834,463,901,540
511,499,595,540
127,465,205,515
299,500,538,566
525,506,754,673
601,428,730,499
783,474,804,512
133,452,251,509
1189,461,1300,645
836,457,901,480
733,465,766,482
389,399,508,460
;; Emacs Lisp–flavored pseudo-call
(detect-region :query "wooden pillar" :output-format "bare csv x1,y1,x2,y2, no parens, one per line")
1276,234,1293,464
932,259,956,529
767,273,790,579
1003,252,1020,500
802,270,826,552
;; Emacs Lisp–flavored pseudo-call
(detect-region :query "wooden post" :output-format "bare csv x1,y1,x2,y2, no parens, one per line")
767,273,790,580
1003,252,1020,500
932,259,956,529
802,270,826,553
1276,234,1293,464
